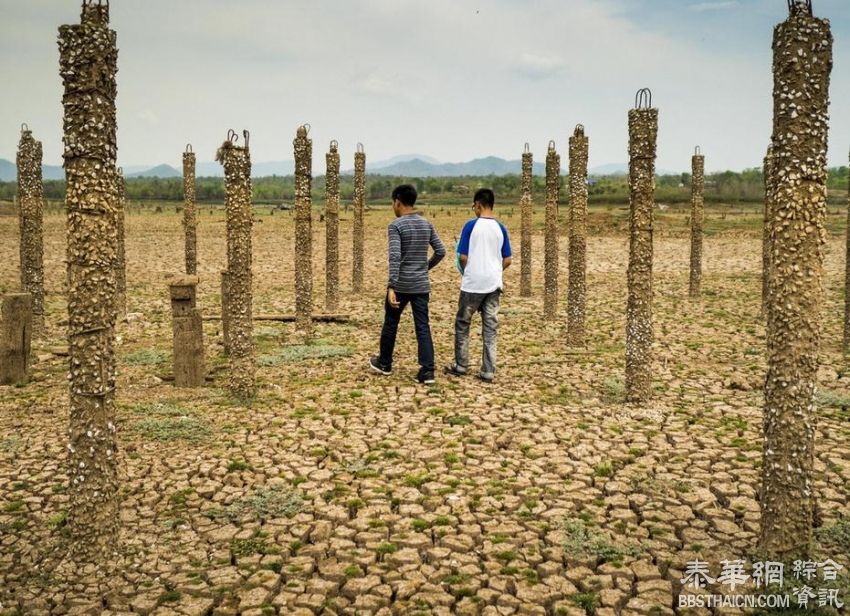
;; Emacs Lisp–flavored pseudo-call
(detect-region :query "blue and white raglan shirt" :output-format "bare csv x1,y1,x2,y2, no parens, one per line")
457,217,512,294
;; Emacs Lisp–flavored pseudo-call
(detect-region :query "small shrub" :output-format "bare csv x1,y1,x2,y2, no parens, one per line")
601,377,625,402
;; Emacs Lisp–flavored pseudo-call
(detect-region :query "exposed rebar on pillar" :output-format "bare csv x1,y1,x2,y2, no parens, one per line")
760,0,831,559
294,124,313,339
567,126,588,346
352,143,366,293
183,144,198,275
625,88,658,404
216,130,255,400
762,145,774,317
325,140,340,312
688,147,705,298
16,125,45,336
520,143,533,297
58,0,120,556
543,141,560,320
115,167,127,317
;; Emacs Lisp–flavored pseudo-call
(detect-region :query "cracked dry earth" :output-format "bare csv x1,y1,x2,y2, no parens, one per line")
1,204,849,616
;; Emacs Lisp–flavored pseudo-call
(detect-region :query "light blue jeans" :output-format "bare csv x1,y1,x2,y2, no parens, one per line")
454,289,501,379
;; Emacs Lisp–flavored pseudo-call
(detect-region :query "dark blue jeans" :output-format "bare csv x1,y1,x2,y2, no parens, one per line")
379,292,435,373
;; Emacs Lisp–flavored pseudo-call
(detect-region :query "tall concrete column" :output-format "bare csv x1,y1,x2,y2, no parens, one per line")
520,143,533,297
760,0,831,559
216,130,255,400
58,0,120,556
294,124,314,338
352,143,366,293
625,89,658,404
183,144,198,275
688,147,705,298
16,124,45,336
325,140,341,312
567,126,588,346
543,141,560,320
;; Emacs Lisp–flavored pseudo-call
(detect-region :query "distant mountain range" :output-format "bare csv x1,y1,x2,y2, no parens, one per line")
0,154,673,182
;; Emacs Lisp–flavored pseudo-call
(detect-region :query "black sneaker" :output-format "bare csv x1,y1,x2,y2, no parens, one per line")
416,370,436,385
444,363,467,377
369,356,392,376
477,373,494,384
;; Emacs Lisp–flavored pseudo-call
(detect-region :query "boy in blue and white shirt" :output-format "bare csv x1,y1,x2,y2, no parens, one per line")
445,188,512,382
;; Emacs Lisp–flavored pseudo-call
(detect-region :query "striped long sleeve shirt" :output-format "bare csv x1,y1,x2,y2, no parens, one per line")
387,213,446,294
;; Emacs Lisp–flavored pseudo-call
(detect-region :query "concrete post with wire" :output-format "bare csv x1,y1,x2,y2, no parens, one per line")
625,88,658,404
520,143,533,297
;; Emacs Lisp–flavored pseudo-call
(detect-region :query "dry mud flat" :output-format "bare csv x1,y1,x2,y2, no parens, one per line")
0,208,848,615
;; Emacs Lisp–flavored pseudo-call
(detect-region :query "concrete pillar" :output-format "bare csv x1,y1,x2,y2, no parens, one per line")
16,125,45,336
169,276,204,387
183,144,198,275
760,0,831,559
688,148,705,298
216,130,255,400
625,88,658,404
58,0,120,555
325,140,340,312
520,143,533,297
543,141,560,320
352,143,366,293
567,125,588,346
294,124,313,338
0,293,32,385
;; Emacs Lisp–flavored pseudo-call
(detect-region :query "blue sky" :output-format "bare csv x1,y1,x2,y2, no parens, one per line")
0,0,848,173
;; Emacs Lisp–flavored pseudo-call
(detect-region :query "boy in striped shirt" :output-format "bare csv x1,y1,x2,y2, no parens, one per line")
370,184,446,384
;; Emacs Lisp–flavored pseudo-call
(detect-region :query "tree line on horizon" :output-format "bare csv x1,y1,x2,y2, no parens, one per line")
1,166,847,206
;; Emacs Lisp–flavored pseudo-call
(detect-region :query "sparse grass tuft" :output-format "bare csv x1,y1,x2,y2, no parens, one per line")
123,349,169,365
561,516,642,566
47,510,67,529
404,473,431,488
231,536,274,556
815,516,850,554
570,592,600,615
816,388,850,409
127,402,212,442
227,459,251,472
258,344,352,366
205,486,305,522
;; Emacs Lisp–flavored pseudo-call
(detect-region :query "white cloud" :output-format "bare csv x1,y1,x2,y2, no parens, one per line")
515,53,567,80
689,1,739,12
137,110,158,127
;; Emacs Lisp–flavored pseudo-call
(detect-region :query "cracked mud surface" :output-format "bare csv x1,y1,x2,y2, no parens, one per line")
1,205,849,615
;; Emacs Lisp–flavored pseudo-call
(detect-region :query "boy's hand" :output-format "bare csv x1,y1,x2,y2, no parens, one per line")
387,288,400,309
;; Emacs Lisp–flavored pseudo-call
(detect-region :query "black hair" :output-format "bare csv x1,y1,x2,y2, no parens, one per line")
474,188,495,209
392,184,417,207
